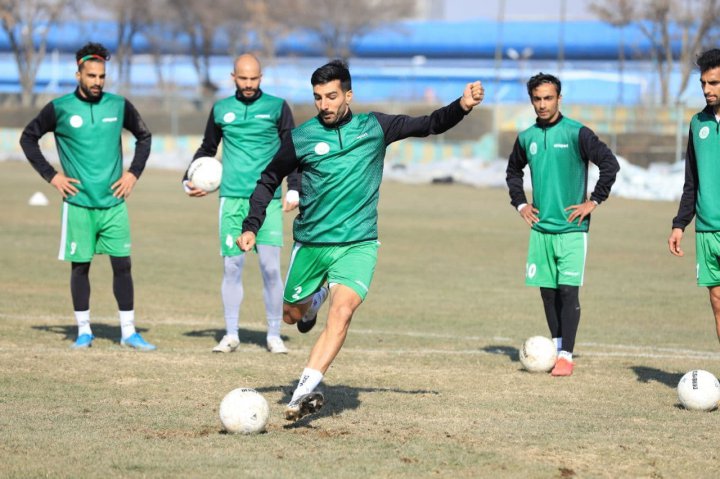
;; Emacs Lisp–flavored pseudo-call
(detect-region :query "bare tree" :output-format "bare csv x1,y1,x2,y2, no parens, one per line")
592,0,720,105
94,0,151,91
168,0,239,99
589,0,635,103
292,0,415,60
0,0,74,106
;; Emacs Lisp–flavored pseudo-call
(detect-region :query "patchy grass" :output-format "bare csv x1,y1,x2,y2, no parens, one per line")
1,161,720,478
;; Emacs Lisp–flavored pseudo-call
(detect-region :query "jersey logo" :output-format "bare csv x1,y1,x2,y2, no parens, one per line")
254,114,271,119
553,143,569,149
226,234,234,248
529,142,538,155
69,115,83,128
102,117,118,123
223,112,236,123
70,242,77,255
355,133,368,140
699,126,710,140
314,142,330,155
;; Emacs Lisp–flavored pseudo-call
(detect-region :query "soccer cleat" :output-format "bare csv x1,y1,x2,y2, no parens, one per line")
285,391,324,421
297,286,329,334
70,334,94,349
120,332,157,351
212,335,240,353
551,357,574,376
266,336,288,354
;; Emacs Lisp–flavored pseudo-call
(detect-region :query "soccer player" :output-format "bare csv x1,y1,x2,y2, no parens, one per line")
506,72,619,376
669,48,720,344
19,42,155,350
183,54,299,354
237,60,484,420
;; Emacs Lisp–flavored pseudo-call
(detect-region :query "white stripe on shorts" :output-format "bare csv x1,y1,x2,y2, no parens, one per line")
58,202,69,260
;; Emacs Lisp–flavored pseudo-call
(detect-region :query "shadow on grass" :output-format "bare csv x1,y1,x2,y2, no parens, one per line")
255,383,440,428
184,327,286,348
482,345,520,362
630,366,684,389
32,323,151,344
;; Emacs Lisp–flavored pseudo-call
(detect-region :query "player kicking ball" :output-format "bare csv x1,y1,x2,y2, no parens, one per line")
237,60,484,420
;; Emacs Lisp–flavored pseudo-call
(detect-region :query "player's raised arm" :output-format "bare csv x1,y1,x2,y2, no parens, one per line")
373,81,484,146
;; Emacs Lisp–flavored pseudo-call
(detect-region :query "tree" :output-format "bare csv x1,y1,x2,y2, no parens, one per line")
591,0,720,105
292,0,415,60
589,0,635,103
95,0,150,91
0,0,74,107
168,0,240,99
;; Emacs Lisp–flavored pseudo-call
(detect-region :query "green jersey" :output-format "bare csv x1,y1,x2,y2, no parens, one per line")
20,89,152,208
673,107,720,232
507,114,619,234
243,98,471,245
187,90,296,199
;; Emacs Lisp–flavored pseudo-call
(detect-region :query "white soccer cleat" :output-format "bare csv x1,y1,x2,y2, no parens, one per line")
285,391,324,421
212,335,240,353
266,336,288,354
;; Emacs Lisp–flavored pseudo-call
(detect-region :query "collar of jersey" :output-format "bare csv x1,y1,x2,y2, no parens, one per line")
318,109,353,129
235,89,262,104
74,87,103,104
535,112,564,129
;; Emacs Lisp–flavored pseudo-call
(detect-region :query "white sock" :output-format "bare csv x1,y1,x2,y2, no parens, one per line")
290,368,323,403
301,287,328,323
558,350,573,362
553,337,562,352
119,310,136,339
75,310,91,336
225,332,239,341
266,317,282,338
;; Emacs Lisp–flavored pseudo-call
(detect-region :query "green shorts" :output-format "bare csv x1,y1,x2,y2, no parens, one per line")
284,240,380,303
59,201,131,262
696,232,720,286
525,230,587,288
220,197,283,256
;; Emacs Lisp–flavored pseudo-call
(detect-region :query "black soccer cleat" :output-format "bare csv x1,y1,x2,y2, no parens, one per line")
297,315,317,334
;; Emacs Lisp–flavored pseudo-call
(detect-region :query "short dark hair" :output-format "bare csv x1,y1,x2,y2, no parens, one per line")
75,42,110,70
697,49,720,74
311,60,352,91
527,72,561,97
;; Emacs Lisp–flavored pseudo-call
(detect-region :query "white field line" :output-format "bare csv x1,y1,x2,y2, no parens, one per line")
3,313,720,361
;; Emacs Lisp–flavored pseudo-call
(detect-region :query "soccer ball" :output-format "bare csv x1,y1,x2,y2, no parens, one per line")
188,156,222,193
519,336,558,372
677,370,720,411
219,388,269,434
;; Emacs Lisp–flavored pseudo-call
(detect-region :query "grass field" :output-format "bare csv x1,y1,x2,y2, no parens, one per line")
2,160,720,478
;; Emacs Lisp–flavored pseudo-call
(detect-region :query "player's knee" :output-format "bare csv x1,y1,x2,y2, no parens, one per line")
110,256,132,276
283,304,302,324
558,285,580,307
71,262,91,278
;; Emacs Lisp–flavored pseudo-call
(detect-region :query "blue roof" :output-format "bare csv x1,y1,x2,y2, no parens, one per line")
0,19,675,60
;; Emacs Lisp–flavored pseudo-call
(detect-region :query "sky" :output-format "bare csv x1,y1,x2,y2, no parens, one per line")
444,0,598,21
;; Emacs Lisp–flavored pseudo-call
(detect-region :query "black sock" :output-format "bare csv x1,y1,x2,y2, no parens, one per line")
557,285,581,353
70,262,91,311
540,287,561,338
110,256,134,311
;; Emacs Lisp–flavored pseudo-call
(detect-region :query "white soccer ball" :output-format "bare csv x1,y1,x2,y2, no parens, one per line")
677,370,720,411
519,336,558,373
188,156,222,193
219,388,269,434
